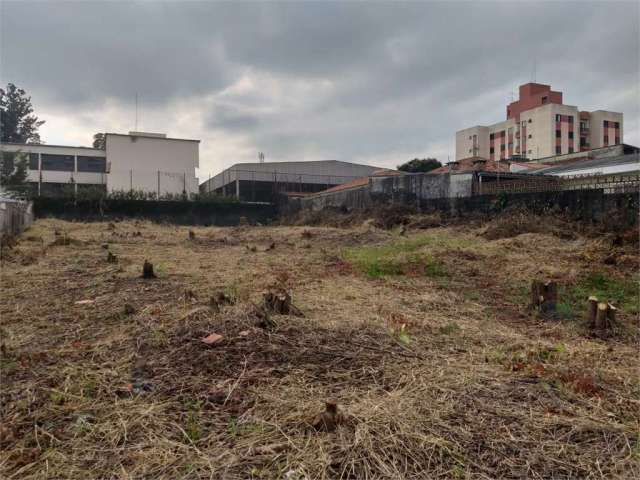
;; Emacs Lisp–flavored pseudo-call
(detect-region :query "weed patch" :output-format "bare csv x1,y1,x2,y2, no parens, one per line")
343,236,447,279
559,272,638,318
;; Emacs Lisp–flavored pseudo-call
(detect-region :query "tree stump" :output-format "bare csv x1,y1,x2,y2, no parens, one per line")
587,296,617,333
263,288,303,316
142,260,156,279
530,280,558,313
107,251,118,264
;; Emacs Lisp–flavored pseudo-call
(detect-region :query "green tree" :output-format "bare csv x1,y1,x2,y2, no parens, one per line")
93,132,106,149
0,151,30,194
397,158,442,173
0,83,45,143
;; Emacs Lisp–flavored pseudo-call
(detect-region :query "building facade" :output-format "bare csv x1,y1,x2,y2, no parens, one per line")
200,160,387,202
0,131,199,196
456,83,623,161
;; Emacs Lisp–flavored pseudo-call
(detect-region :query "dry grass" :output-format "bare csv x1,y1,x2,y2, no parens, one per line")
1,218,639,479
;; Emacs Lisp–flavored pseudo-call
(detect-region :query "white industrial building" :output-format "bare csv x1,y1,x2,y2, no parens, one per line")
200,160,387,202
0,131,199,196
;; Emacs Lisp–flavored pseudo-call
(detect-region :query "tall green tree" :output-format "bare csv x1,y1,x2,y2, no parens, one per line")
397,158,442,173
0,83,45,143
93,132,106,149
0,151,29,194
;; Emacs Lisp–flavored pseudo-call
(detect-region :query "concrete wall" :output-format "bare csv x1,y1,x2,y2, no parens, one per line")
106,133,199,195
0,199,33,236
298,172,474,211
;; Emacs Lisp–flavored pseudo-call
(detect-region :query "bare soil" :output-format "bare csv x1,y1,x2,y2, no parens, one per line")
1,218,638,479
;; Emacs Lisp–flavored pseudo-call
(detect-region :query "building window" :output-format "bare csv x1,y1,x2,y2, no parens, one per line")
615,137,620,144
580,137,587,147
568,116,574,123
556,130,561,138
603,120,609,128
29,153,39,170
521,121,526,127
614,122,620,129
556,146,562,154
542,96,548,104
500,144,505,151
77,156,106,173
489,133,494,140
501,131,505,137
528,134,532,139
528,119,532,123
555,114,561,122
489,147,495,154
568,147,574,154
580,121,588,130
604,136,609,146
568,131,574,139
41,154,74,171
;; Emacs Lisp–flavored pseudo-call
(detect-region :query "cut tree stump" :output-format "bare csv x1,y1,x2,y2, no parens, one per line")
530,279,558,314
263,288,303,316
587,296,617,332
142,260,156,279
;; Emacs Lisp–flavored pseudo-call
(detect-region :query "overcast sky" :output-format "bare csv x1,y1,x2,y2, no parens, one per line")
1,1,638,177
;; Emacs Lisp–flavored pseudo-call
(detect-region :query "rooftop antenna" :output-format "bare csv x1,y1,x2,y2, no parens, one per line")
135,93,138,131
258,152,265,163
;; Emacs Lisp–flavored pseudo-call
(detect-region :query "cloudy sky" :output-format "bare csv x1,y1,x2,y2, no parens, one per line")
1,1,638,178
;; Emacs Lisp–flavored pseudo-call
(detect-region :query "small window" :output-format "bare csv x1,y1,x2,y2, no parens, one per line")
468,149,472,153
556,130,561,138
580,137,587,146
489,133,495,140
528,119,532,123
489,147,495,154
556,146,562,154
568,147,574,154
29,153,39,170
542,96,548,104
568,131,574,139
568,116,574,123
501,131,506,137
521,121,526,127
555,114,561,122
603,120,609,128
500,144,505,151
528,134,532,139
614,122,620,129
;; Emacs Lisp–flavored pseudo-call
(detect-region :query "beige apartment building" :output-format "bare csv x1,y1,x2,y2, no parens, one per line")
456,83,623,161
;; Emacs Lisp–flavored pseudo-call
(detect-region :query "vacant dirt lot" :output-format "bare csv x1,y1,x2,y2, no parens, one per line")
1,217,638,479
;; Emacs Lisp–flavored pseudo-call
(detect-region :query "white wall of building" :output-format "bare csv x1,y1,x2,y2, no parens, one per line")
589,111,623,149
105,133,199,195
455,126,489,160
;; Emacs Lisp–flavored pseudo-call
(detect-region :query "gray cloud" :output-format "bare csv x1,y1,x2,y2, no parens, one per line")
1,1,638,173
